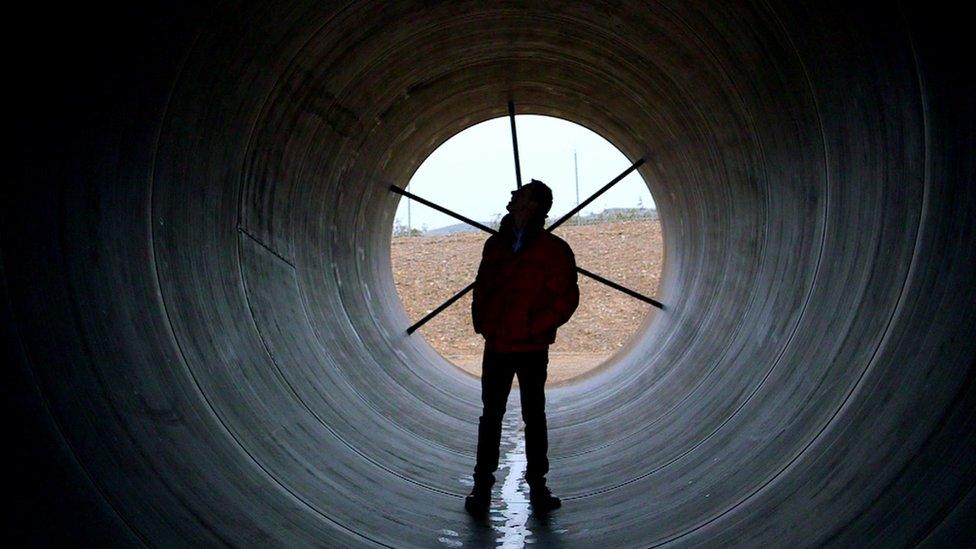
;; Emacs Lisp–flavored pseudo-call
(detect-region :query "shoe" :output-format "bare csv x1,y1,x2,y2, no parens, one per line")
529,485,561,513
464,485,491,515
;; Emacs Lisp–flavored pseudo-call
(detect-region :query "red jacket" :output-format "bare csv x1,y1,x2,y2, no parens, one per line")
472,217,580,352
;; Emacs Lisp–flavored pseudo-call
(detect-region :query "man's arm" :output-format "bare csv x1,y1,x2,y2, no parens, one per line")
529,241,580,337
471,238,494,335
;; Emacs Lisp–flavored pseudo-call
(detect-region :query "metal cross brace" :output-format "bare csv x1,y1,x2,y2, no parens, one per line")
392,100,661,334
389,157,663,334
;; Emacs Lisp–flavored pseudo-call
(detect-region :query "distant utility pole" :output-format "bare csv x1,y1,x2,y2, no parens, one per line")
574,149,580,207
407,193,412,232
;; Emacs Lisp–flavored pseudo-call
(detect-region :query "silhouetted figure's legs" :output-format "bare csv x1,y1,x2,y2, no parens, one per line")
471,350,557,510
469,350,559,513
473,350,516,490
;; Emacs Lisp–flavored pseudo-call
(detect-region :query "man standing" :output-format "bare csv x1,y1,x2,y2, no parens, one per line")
465,179,580,515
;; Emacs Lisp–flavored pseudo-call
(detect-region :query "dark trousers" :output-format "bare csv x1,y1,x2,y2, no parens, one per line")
473,349,549,488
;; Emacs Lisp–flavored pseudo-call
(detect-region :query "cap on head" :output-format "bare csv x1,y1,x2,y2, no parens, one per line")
524,179,553,217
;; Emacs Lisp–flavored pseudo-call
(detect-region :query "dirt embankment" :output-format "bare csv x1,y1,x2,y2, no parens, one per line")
391,219,663,384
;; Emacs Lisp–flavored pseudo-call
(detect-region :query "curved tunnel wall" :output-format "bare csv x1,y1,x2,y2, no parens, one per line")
5,1,975,546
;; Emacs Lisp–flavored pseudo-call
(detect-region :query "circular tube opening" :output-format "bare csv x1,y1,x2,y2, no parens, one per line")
391,114,662,385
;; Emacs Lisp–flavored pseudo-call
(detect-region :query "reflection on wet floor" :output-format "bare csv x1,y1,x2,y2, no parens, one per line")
494,412,531,546
447,394,568,548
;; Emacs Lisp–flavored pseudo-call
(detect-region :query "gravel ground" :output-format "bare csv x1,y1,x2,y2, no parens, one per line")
391,218,663,385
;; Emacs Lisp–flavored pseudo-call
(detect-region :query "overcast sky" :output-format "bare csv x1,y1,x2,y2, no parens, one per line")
394,115,654,231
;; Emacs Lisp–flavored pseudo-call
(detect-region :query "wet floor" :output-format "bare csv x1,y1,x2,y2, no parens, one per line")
443,395,570,548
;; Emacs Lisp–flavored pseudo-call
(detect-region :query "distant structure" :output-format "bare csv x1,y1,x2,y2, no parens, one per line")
419,207,657,237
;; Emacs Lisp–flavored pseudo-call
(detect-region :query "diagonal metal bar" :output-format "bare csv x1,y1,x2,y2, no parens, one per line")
390,185,497,235
407,282,474,334
546,157,645,232
508,101,523,189
575,266,664,309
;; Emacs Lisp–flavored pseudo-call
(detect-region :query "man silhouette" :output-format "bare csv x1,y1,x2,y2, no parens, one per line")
465,179,580,514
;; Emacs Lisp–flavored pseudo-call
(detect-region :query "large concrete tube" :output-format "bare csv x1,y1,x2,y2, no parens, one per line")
5,1,975,546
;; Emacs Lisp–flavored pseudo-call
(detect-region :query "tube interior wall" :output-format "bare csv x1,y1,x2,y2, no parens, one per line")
4,1,974,546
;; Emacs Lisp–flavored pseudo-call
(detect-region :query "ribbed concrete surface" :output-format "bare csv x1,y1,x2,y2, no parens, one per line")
4,1,975,546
